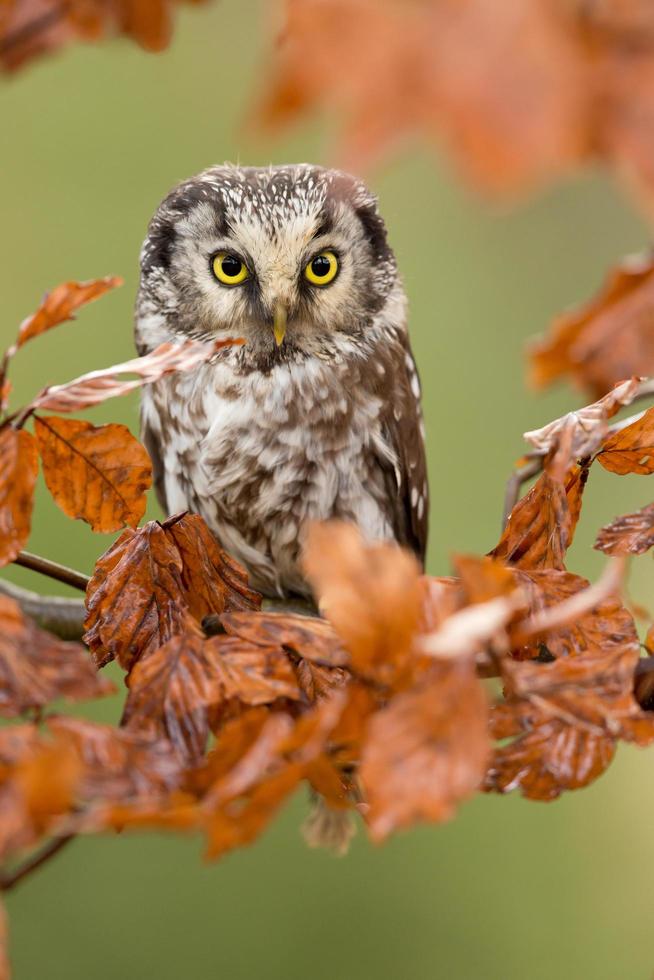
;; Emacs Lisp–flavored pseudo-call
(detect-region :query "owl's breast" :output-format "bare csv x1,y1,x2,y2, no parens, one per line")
144,355,397,595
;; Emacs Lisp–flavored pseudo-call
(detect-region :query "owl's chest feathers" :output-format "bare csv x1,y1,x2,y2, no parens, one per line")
148,351,395,538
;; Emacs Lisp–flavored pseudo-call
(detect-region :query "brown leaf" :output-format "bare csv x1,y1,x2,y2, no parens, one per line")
0,725,82,860
0,897,10,980
122,626,300,765
163,513,261,617
530,253,654,396
486,720,616,800
219,610,348,667
29,337,242,414
595,502,654,555
597,405,654,474
84,515,260,670
0,0,210,72
34,416,151,533
202,693,345,860
360,660,490,840
490,464,587,570
16,277,122,349
0,427,38,568
84,522,187,670
303,521,423,687
0,595,114,717
47,717,182,814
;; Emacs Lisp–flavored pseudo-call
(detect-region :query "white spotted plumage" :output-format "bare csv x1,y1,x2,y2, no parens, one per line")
135,163,428,597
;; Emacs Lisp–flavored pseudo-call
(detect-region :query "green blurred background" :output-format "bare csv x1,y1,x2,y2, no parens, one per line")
1,2,654,977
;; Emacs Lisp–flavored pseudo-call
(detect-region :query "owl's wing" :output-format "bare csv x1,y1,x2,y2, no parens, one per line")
377,335,429,567
141,413,169,514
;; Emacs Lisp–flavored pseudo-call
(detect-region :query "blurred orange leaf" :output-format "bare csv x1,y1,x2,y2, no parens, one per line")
361,660,489,840
0,595,113,717
596,405,654,474
0,427,37,568
34,416,151,532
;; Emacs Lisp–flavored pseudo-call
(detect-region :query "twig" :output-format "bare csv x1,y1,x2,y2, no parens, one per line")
0,579,85,640
0,835,75,892
14,550,89,592
502,452,544,529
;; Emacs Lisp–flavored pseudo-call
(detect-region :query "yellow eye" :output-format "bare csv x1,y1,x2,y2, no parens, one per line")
212,252,249,285
304,250,339,286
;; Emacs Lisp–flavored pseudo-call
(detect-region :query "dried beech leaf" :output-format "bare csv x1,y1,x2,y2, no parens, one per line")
530,253,654,396
523,378,642,459
360,661,489,840
29,337,241,414
48,717,182,814
303,521,422,686
84,515,259,670
163,513,261,616
0,595,114,717
16,277,122,349
122,627,300,764
0,427,38,568
219,610,348,667
203,693,345,860
490,465,586,570
84,522,187,670
34,416,151,532
597,406,654,474
595,502,654,555
486,720,616,800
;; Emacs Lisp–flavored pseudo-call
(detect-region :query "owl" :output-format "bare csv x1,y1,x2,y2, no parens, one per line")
134,164,428,597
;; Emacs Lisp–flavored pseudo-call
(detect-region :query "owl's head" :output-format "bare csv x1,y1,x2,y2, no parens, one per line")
136,164,398,367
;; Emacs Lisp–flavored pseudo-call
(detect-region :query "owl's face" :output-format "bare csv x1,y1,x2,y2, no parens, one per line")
138,165,398,367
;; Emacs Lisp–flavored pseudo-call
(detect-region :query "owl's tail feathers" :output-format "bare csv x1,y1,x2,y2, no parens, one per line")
302,793,356,856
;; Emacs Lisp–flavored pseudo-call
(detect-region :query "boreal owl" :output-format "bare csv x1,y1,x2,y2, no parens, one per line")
134,164,428,597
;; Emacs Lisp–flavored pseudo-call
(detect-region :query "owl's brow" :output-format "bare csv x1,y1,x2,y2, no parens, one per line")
310,216,334,241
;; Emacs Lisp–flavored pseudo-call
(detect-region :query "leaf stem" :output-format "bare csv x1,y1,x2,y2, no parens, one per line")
14,551,89,592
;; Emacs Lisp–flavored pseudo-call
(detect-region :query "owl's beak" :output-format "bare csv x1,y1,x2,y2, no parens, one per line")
273,302,287,347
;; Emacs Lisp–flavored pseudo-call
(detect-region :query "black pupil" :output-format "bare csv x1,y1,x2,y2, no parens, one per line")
311,255,332,278
221,255,243,278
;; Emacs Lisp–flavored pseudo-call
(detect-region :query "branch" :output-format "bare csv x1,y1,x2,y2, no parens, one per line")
14,550,89,591
0,578,86,639
0,835,75,892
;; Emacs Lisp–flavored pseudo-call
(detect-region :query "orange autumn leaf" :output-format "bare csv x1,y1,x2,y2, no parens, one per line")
16,277,122,350
360,660,490,840
0,899,9,980
219,610,348,668
529,253,654,396
84,515,260,671
596,405,654,474
0,595,113,717
0,427,38,568
595,502,654,555
122,625,300,765
303,521,423,687
34,416,151,533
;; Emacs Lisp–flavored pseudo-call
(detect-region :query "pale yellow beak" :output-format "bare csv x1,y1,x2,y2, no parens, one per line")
273,303,287,347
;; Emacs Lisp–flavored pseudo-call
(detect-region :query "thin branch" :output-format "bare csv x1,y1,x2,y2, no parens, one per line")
502,452,544,529
0,579,85,640
14,550,89,592
0,834,75,892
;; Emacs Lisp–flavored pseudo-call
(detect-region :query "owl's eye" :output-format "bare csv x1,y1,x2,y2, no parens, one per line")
212,252,249,285
304,250,339,286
